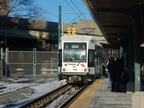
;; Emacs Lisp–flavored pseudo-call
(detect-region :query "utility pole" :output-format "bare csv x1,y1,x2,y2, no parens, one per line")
58,5,61,80
58,5,61,43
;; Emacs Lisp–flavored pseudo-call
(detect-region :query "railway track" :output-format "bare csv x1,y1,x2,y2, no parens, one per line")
19,84,72,108
59,84,89,108
19,83,89,108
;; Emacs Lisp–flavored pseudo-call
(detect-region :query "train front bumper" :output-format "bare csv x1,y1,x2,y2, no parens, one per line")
61,72,88,75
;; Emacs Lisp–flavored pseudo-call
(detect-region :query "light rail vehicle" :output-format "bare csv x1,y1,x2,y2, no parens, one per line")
58,35,107,83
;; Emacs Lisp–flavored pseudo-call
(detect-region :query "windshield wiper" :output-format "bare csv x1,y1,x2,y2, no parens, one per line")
77,55,84,66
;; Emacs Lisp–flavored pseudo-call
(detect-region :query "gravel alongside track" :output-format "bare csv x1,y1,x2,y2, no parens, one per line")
0,87,35,106
0,76,66,108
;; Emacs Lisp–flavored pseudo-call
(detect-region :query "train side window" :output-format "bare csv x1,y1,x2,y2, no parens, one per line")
59,49,62,66
88,50,95,67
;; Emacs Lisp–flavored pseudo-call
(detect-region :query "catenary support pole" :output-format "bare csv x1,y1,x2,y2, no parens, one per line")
58,6,62,80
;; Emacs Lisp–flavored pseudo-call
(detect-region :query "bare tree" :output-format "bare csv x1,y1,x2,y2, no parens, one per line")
0,0,46,19
0,0,47,77
8,0,45,19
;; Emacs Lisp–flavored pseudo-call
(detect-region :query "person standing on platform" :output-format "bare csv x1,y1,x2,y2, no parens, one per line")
107,57,115,90
141,64,144,78
114,58,122,91
110,57,123,92
119,57,128,91
105,59,112,88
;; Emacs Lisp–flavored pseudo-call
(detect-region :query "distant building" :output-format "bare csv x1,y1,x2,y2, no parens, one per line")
0,16,109,52
0,0,9,16
0,16,58,51
63,20,108,45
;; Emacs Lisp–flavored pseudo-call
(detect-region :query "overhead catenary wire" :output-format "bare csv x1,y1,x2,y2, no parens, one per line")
32,4,58,18
64,0,94,33
69,0,92,28
64,0,82,23
65,0,91,28
34,1,93,31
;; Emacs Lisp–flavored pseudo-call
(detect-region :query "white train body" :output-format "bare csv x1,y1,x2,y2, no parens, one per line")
58,35,105,83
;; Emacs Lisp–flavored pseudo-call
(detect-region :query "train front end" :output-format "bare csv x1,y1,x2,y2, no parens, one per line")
58,36,96,83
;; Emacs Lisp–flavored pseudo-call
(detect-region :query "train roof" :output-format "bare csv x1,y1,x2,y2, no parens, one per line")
61,35,95,41
61,35,103,48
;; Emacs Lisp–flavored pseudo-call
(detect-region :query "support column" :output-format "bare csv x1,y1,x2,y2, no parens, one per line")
126,34,135,93
134,4,142,91
128,33,134,81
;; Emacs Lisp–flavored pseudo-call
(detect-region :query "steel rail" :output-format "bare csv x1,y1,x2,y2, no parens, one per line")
19,84,72,108
59,84,89,108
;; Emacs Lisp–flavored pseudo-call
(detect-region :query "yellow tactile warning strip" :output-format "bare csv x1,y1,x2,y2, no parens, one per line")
69,79,104,108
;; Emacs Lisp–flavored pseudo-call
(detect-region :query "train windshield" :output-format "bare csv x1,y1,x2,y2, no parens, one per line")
64,43,87,62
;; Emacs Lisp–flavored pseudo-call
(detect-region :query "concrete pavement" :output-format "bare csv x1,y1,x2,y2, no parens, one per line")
89,78,133,108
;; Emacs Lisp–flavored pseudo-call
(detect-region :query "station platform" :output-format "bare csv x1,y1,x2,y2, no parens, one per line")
69,78,134,108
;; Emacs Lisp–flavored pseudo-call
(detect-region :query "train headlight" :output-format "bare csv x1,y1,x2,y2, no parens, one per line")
63,68,66,71
84,68,87,71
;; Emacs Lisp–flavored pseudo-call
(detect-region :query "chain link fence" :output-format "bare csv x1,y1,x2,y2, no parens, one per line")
3,48,58,76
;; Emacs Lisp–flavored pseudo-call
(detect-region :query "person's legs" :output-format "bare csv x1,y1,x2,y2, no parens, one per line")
116,79,121,91
116,81,120,91
111,80,115,91
108,73,112,88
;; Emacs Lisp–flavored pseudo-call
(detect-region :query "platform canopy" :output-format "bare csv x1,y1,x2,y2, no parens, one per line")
83,0,144,49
